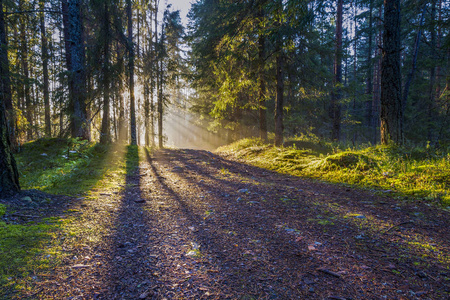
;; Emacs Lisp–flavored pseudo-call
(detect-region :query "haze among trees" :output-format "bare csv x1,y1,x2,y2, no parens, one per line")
1,0,450,197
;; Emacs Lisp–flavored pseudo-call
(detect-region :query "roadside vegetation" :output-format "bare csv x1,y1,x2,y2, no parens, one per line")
0,138,137,298
217,136,450,207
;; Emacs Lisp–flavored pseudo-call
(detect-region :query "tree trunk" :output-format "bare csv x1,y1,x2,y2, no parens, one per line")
127,0,137,145
258,9,267,141
427,0,437,142
100,2,111,144
158,50,164,148
19,0,32,140
380,0,402,144
274,54,284,147
402,4,425,121
116,41,126,142
330,0,343,141
40,0,51,137
365,0,374,127
0,99,20,197
0,0,15,149
68,0,88,139
435,0,442,100
372,6,383,145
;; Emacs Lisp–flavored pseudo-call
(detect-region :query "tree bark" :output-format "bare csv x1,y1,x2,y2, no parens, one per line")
0,0,15,149
380,0,402,144
427,0,437,141
258,9,267,141
365,0,374,127
100,1,111,144
330,0,343,141
19,0,32,140
127,0,137,145
435,0,442,100
401,4,425,121
274,54,284,147
0,93,20,197
40,0,51,137
158,48,164,148
68,0,88,139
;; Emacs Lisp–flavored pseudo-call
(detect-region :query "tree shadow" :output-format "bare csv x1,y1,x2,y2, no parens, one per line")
0,139,120,298
96,145,160,298
140,148,353,298
142,148,449,299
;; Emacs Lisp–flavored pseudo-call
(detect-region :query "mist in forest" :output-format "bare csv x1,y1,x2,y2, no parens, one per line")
163,108,228,151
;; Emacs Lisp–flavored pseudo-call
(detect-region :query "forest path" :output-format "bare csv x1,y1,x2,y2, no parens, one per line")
35,148,449,299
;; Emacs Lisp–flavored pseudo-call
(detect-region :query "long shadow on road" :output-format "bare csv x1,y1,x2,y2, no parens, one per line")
98,146,157,299
141,148,449,299
142,149,358,299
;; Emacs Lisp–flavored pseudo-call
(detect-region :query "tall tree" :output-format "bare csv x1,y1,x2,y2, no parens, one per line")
330,0,343,141
19,0,32,140
274,53,284,146
127,0,137,145
258,7,267,141
0,99,20,197
0,0,15,148
68,0,89,139
380,0,402,144
99,0,112,144
40,0,51,137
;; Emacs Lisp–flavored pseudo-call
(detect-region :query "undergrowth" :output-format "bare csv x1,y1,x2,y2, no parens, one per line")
16,138,112,195
217,137,450,206
0,138,137,298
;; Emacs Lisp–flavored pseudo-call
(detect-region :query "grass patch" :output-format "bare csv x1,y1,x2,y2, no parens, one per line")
217,137,450,206
0,204,63,298
16,138,116,195
1,139,135,298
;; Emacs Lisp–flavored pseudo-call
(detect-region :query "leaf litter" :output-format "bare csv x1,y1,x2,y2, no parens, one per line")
10,148,450,299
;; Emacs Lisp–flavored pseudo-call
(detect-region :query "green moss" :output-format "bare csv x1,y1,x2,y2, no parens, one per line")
217,138,450,206
16,138,120,195
318,152,377,171
0,218,62,297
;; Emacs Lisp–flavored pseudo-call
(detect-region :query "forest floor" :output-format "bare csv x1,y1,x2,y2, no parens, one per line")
2,147,450,299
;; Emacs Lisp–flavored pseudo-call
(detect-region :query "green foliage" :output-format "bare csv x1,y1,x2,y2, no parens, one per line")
0,138,134,297
319,152,377,171
0,217,62,297
16,138,114,195
218,138,450,206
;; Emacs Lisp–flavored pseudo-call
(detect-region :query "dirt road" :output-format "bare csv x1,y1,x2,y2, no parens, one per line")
34,149,449,299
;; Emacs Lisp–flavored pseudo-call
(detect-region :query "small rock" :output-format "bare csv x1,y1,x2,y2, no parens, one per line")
139,290,153,299
236,197,243,202
71,264,90,269
416,271,427,278
171,166,183,172
186,250,198,257
354,215,366,219
238,189,249,193
40,153,48,156
22,196,33,202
